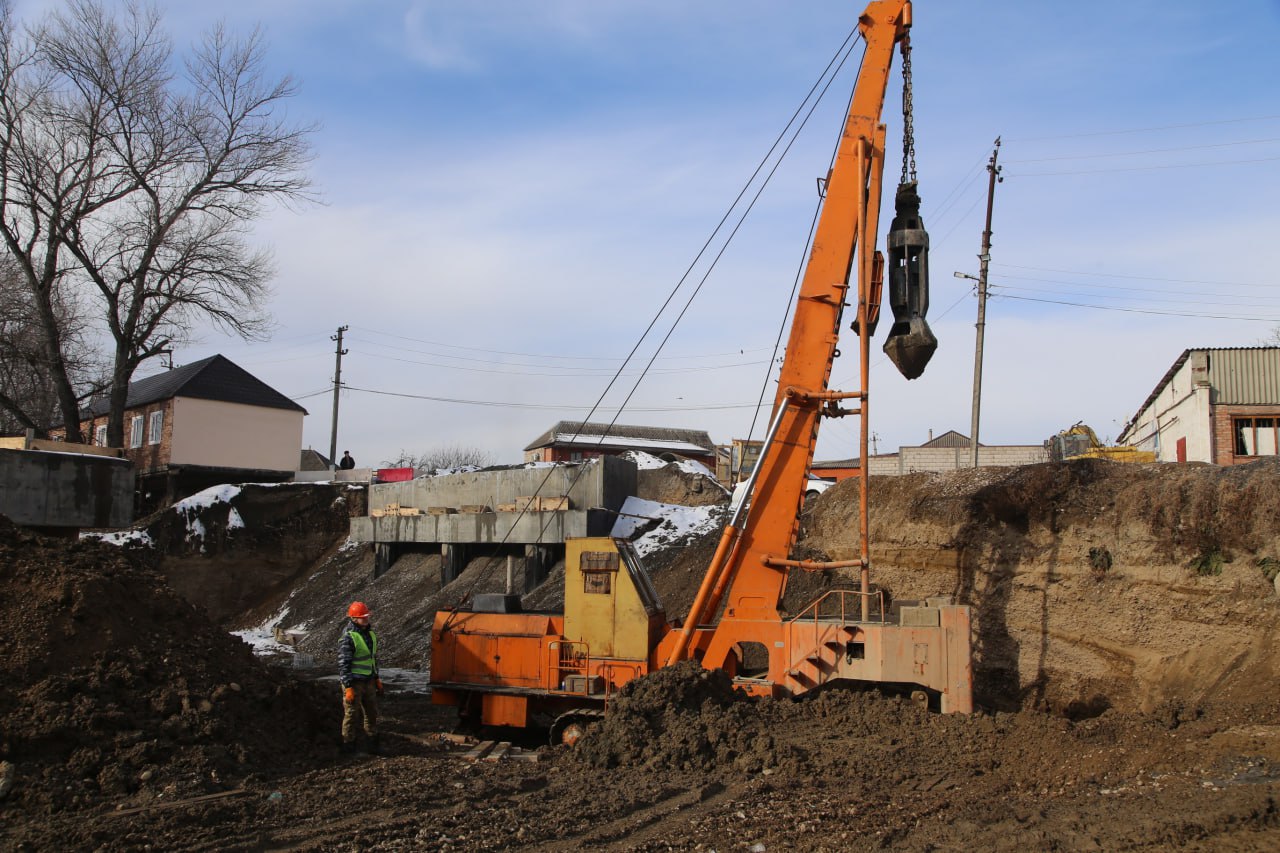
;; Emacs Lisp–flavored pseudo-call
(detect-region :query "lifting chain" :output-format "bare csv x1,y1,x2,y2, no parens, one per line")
900,36,916,185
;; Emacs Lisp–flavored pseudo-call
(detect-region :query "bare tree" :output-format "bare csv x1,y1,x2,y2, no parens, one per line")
0,0,313,444
0,254,105,434
383,445,495,476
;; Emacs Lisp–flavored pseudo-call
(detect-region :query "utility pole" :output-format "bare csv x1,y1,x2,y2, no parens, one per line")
968,138,1001,468
329,326,349,468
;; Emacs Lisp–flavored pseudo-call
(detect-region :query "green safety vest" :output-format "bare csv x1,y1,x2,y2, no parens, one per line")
348,629,378,677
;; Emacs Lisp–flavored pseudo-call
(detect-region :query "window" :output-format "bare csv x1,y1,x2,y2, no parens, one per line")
1234,417,1279,457
129,415,144,449
581,551,619,595
94,424,107,446
148,410,164,445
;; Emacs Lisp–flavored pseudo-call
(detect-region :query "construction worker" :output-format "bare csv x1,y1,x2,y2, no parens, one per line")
339,451,356,470
338,601,383,754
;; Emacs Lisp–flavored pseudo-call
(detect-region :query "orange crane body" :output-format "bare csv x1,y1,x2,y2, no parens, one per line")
430,1,973,738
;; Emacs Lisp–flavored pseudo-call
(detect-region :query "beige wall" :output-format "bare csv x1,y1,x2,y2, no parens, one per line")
169,397,303,471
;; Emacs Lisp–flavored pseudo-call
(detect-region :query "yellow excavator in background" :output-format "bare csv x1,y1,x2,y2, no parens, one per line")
1046,422,1156,464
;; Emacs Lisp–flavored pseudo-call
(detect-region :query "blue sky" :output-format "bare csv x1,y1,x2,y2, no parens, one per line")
19,1,1280,466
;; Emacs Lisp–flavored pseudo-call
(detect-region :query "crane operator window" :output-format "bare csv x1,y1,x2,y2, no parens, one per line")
581,551,619,595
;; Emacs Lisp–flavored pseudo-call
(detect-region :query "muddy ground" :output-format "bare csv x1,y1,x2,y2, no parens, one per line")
3,459,1280,850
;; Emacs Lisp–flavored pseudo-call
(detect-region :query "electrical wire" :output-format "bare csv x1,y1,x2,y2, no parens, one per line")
992,262,1274,290
988,274,1280,303
1006,154,1280,177
347,325,775,364
1008,114,1280,143
994,292,1280,322
1005,137,1280,164
342,384,759,412
347,348,768,378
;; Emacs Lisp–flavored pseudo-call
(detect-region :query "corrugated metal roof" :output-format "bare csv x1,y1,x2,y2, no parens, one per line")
1207,347,1280,404
920,429,978,448
1120,347,1280,438
524,420,714,453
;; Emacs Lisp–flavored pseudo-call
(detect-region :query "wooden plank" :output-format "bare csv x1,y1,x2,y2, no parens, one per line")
28,438,125,458
538,496,571,511
108,788,249,817
494,503,519,513
482,741,512,763
462,740,496,762
427,507,456,515
370,509,386,518
397,507,421,516
459,505,492,514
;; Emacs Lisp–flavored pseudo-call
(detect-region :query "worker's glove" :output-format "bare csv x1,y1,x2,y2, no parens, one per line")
343,687,356,703
376,679,385,696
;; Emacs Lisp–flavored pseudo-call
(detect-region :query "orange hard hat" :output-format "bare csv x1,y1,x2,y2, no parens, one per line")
347,601,371,619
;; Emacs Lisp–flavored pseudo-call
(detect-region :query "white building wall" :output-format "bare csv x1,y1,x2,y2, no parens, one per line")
868,446,1048,475
169,397,303,471
1120,358,1213,462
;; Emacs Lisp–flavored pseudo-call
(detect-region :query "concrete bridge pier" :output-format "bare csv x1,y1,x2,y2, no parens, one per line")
442,543,470,585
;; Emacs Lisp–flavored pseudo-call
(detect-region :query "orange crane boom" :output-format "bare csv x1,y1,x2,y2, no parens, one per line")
430,1,973,741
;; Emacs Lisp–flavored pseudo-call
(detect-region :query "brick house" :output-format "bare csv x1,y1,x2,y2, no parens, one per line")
523,420,716,468
1117,347,1280,464
72,354,307,512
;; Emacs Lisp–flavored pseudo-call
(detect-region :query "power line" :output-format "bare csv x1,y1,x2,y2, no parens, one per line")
342,384,761,413
993,262,1274,290
347,325,774,364
347,348,768,377
348,336,773,371
989,277,1280,304
1006,154,1280,177
1009,114,1280,143
995,292,1280,322
1005,136,1280,164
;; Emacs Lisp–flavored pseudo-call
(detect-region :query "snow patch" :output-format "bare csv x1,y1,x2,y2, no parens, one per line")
81,528,154,548
611,496,724,557
172,483,243,512
232,602,297,655
620,450,667,471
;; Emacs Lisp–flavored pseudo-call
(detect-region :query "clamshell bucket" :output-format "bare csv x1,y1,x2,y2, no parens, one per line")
882,181,936,379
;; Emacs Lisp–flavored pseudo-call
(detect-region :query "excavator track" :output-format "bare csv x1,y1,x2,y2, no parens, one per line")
549,708,605,746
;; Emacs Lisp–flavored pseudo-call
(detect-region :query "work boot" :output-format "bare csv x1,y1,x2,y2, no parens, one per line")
339,740,356,756
366,735,381,756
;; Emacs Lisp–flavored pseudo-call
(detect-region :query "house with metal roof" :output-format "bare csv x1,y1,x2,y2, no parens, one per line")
72,354,307,511
1117,347,1280,464
523,420,715,467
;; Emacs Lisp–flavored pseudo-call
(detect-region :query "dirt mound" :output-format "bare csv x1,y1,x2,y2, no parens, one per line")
635,462,727,507
576,661,748,771
804,458,1280,714
141,483,362,623
0,518,336,817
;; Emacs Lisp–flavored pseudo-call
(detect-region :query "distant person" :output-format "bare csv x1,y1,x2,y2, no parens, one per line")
339,451,355,470
338,601,383,755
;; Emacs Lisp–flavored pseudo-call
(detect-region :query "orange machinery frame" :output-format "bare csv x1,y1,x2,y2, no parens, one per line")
431,0,973,729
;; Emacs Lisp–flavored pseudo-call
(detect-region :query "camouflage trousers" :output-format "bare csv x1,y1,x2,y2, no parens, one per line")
341,679,379,743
